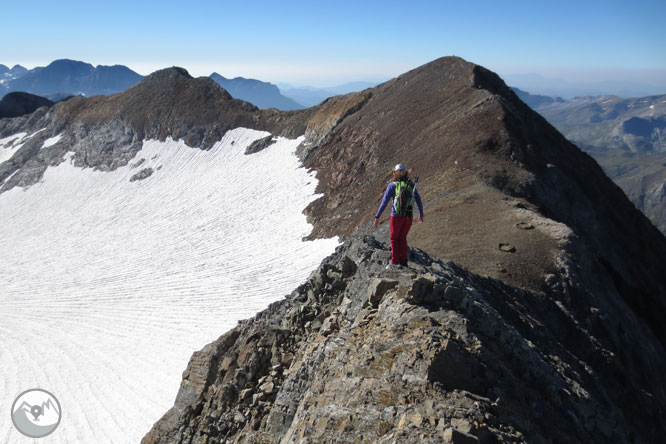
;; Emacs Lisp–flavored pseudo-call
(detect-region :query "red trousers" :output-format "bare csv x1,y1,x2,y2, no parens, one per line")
390,215,413,265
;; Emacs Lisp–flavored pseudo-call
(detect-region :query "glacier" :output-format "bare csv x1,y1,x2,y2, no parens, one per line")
0,128,339,443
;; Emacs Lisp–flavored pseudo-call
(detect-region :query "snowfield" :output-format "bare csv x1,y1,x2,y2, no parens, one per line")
42,134,63,148
0,128,339,443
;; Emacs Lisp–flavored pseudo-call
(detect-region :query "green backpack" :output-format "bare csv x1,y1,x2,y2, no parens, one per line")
393,180,414,216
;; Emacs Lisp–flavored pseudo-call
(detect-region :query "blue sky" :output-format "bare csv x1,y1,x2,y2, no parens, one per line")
2,0,665,93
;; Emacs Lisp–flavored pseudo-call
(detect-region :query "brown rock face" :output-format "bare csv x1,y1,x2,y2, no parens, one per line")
297,57,666,346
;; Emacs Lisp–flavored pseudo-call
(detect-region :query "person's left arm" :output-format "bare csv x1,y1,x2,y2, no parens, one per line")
414,187,424,223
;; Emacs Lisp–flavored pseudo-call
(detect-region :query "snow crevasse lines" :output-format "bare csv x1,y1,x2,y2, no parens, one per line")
0,127,339,444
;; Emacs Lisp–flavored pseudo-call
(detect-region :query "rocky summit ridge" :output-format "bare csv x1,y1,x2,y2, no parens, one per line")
2,56,666,443
296,57,666,348
142,235,666,443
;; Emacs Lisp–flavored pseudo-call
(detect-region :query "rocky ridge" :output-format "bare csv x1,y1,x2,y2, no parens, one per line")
294,57,666,349
142,235,666,444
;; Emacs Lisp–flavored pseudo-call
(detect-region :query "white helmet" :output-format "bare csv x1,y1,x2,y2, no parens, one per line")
394,163,406,171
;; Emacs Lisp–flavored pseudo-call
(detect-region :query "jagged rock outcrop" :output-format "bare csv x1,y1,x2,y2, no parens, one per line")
142,236,666,444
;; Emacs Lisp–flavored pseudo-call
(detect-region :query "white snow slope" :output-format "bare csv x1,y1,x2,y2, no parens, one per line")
0,128,339,443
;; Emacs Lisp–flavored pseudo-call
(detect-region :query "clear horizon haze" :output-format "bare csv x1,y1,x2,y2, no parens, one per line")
2,0,666,97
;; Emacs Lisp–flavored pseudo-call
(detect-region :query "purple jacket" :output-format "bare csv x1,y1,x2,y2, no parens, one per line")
375,181,424,219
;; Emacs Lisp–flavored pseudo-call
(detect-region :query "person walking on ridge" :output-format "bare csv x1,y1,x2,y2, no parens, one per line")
374,163,424,267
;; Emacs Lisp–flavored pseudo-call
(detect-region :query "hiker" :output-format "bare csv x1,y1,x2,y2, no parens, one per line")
374,163,424,266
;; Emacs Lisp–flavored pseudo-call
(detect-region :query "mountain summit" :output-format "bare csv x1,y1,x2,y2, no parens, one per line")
300,57,665,315
1,56,665,443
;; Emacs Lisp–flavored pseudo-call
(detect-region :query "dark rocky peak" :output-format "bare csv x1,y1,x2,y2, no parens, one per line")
118,66,233,103
0,92,54,118
47,65,312,148
51,66,257,146
143,66,193,82
0,64,8,74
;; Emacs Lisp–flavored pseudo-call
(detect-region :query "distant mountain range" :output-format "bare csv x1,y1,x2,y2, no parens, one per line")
0,63,28,79
278,81,380,107
511,87,564,108
504,72,666,99
1,59,381,112
1,59,143,97
209,73,303,110
534,94,666,153
523,92,666,234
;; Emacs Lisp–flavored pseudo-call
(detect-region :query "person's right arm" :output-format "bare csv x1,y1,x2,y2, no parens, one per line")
374,183,395,226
